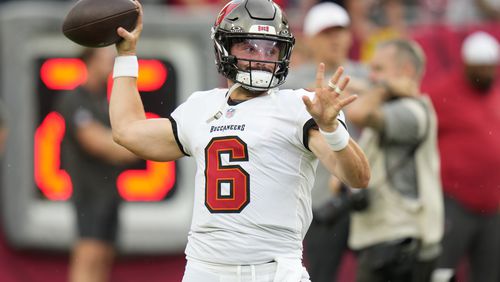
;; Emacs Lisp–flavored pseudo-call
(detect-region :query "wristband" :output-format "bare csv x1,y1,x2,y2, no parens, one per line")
319,124,350,151
113,56,138,79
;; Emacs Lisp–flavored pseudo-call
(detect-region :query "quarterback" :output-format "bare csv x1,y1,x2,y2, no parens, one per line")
110,0,370,281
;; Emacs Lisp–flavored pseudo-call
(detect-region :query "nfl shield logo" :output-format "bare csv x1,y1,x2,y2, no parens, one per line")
226,108,236,118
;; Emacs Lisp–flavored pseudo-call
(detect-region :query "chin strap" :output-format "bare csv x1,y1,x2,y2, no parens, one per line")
206,83,241,124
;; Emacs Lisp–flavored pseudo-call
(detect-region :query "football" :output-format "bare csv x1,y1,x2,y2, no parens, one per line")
62,0,139,48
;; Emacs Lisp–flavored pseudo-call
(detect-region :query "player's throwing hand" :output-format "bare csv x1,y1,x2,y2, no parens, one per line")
116,0,143,56
302,63,358,132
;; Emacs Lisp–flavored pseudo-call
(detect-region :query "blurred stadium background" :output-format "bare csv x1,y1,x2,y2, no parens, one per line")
0,0,499,281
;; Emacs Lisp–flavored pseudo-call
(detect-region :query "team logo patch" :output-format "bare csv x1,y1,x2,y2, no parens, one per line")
226,108,236,118
249,25,276,35
258,26,269,32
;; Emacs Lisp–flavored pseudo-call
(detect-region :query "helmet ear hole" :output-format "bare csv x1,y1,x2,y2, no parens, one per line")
226,55,237,65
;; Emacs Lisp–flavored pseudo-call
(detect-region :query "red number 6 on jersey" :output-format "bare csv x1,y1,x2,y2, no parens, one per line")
205,136,250,213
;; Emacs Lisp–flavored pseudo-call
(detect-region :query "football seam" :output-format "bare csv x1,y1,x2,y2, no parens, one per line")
64,8,139,32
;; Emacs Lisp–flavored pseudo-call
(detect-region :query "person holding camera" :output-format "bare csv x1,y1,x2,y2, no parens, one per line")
345,39,444,282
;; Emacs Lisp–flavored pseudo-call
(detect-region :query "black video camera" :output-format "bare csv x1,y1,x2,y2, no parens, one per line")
312,186,370,226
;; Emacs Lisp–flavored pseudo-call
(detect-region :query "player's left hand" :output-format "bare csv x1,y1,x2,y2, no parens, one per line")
302,63,358,132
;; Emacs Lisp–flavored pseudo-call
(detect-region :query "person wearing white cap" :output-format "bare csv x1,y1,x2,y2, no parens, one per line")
303,2,351,38
428,31,500,282
285,2,368,93
282,3,369,282
461,31,500,92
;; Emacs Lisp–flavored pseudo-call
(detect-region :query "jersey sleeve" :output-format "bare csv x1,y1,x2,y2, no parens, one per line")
291,90,314,151
382,98,427,145
291,89,347,151
169,100,191,156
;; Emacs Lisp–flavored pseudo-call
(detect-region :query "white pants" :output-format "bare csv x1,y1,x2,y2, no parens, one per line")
182,258,311,282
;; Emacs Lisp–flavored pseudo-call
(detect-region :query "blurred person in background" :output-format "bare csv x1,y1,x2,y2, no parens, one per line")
56,47,137,282
346,39,443,282
446,0,500,25
343,0,415,63
429,31,500,282
342,0,377,61
283,3,369,282
356,0,410,62
285,2,369,92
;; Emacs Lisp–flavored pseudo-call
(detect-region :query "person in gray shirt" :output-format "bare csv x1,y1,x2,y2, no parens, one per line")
346,39,443,282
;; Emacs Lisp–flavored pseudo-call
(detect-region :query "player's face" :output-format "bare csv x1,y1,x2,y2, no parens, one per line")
230,39,282,73
369,45,400,83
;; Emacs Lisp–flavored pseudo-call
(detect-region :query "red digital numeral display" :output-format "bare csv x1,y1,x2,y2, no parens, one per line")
35,58,175,201
34,111,72,200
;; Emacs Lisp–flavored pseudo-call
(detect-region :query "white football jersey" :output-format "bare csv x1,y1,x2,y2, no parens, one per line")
170,88,345,264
